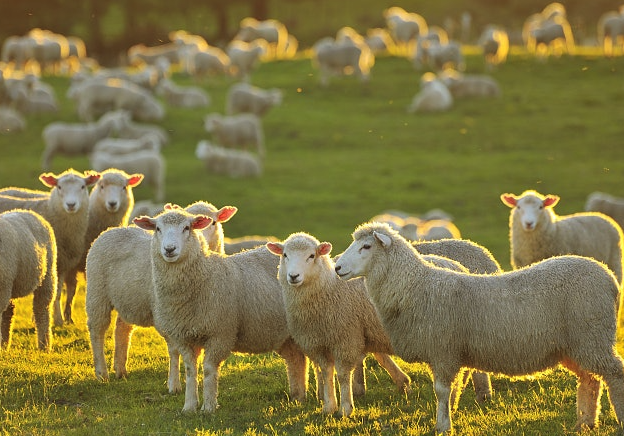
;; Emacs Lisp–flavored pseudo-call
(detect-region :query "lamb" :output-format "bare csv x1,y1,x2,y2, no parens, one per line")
203,113,264,157
195,140,262,178
86,202,238,393
334,221,624,433
93,132,162,155
62,169,144,324
133,209,308,412
407,72,453,114
312,36,374,87
501,190,624,284
267,232,411,416
585,191,624,231
0,168,100,326
226,40,267,81
41,109,127,170
225,82,282,117
90,149,165,202
155,77,210,108
438,69,501,99
0,209,57,352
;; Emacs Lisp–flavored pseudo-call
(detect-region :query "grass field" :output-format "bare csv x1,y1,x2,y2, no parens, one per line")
2,47,624,435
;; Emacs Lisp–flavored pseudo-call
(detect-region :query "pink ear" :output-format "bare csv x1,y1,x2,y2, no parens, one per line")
39,174,58,188
266,242,284,255
164,203,182,210
192,216,213,230
216,206,238,223
317,242,332,256
134,216,156,230
500,194,517,207
543,195,559,207
127,174,144,187
84,172,101,187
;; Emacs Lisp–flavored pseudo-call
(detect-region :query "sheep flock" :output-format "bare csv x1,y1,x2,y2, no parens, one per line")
3,2,624,434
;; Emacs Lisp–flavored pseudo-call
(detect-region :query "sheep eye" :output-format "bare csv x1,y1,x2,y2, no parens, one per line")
362,244,371,250
308,254,315,260
283,253,288,259
184,226,190,232
211,221,216,226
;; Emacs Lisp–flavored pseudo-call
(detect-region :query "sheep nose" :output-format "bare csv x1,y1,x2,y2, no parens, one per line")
164,246,176,255
108,201,118,208
289,273,299,281
66,202,77,210
335,265,341,273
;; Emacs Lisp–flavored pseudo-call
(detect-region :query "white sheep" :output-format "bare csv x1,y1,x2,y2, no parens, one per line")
0,168,100,326
133,209,308,412
598,9,624,57
181,46,231,78
86,202,238,392
226,40,267,81
0,209,57,352
155,77,210,108
115,113,169,147
438,69,501,99
585,191,624,231
224,235,279,255
203,112,264,157
478,24,509,70
234,17,290,60
312,37,374,87
195,140,262,178
127,42,181,66
400,216,462,241
407,72,453,113
383,6,428,56
62,169,144,323
334,221,624,433
501,190,624,284
90,149,165,202
225,82,282,117
93,132,162,155
0,106,26,133
267,232,411,416
413,40,464,72
41,109,127,170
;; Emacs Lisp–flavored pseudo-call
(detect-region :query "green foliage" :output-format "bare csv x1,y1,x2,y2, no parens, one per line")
2,50,624,434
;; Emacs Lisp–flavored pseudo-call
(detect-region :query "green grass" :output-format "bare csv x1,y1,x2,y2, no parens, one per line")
2,48,624,434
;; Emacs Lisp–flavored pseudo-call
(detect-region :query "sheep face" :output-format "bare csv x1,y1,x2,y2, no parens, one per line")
501,191,559,232
335,228,392,280
267,234,332,287
94,171,143,213
134,211,212,262
40,169,100,213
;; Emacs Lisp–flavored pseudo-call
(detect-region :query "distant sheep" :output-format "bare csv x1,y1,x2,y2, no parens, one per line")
407,72,453,113
234,17,290,59
93,132,162,155
181,46,230,78
413,40,464,71
383,6,428,56
0,209,57,352
227,40,267,81
478,25,509,69
0,106,26,133
585,191,624,231
115,114,169,147
204,112,264,157
311,37,374,87
195,140,262,178
501,190,624,284
438,69,501,99
335,221,624,434
155,78,210,108
598,9,624,57
226,82,282,117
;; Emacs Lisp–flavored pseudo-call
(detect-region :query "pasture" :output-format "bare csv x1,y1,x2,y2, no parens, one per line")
2,47,624,435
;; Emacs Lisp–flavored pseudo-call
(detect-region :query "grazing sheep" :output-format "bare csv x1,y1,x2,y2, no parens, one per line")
438,69,501,99
195,140,262,178
226,40,267,81
224,235,279,254
182,46,231,78
312,37,374,87
86,202,237,392
585,191,624,230
133,209,308,412
478,24,509,69
413,40,464,71
127,42,181,66
267,232,411,416
598,9,624,57
0,209,57,352
155,77,210,108
501,190,624,284
63,169,144,324
0,168,100,326
407,72,453,114
0,106,26,133
41,110,127,170
203,113,264,157
226,82,282,117
335,221,624,433
383,6,428,56
234,17,290,59
93,132,162,155
364,28,396,54
90,149,165,202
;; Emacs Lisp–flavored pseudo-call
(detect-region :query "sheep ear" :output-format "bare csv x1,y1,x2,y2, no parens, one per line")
373,231,392,248
192,216,213,230
543,195,559,208
84,172,101,187
317,242,332,256
164,203,182,210
127,174,144,187
500,194,517,207
216,206,238,223
266,242,284,256
134,216,156,230
39,173,58,187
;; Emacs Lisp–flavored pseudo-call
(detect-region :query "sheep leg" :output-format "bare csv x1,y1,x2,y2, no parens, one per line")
352,356,366,397
32,285,52,352
52,277,65,326
87,304,112,381
201,346,229,413
335,361,355,417
0,300,15,350
432,368,458,434
470,371,493,403
372,352,411,393
315,356,338,414
113,316,134,378
277,339,308,402
62,269,80,324
179,344,201,412
562,359,603,430
165,340,182,394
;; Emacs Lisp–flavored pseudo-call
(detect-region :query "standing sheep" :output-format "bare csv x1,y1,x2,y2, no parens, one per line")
501,190,624,284
133,209,308,412
226,82,282,117
266,232,411,416
0,168,100,325
226,40,267,81
585,191,624,231
334,222,624,433
155,78,211,108
0,209,57,352
195,140,262,178
86,202,237,391
204,113,265,157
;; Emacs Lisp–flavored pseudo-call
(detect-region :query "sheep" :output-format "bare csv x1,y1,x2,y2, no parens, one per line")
407,72,453,114
585,191,624,231
311,36,374,87
132,209,309,412
225,82,282,117
267,232,411,416
62,169,144,324
598,9,624,57
334,221,624,433
86,202,238,392
226,40,267,81
203,113,264,157
0,106,26,133
413,40,464,72
127,42,181,66
438,69,501,99
400,217,462,241
224,235,279,254
129,199,165,221
234,17,290,60
155,77,210,108
364,28,396,54
501,190,624,285
181,46,231,78
0,168,100,326
115,113,169,147
90,149,165,202
195,140,262,178
478,24,509,70
0,209,57,352
41,109,127,170
383,6,428,56
93,132,162,155
524,8,575,58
